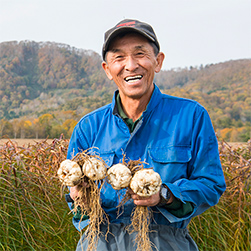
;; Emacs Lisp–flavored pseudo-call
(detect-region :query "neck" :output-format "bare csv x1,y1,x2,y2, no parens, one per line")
119,93,152,122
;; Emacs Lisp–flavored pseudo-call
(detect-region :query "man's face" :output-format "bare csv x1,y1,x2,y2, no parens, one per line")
102,33,164,101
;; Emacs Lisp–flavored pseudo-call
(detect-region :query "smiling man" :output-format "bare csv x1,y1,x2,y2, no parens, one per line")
66,19,226,251
102,32,164,123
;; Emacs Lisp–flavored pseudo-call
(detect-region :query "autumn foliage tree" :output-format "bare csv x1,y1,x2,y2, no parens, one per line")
0,41,250,141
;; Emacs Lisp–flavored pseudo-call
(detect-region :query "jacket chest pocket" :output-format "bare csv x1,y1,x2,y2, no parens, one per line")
148,146,192,183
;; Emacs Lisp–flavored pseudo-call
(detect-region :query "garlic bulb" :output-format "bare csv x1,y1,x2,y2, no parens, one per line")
130,169,162,197
107,163,132,190
82,157,107,180
57,159,83,186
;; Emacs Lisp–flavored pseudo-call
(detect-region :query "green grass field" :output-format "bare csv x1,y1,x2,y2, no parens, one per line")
0,138,250,250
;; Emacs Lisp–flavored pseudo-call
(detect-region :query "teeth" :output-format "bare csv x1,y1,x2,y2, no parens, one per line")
125,75,142,82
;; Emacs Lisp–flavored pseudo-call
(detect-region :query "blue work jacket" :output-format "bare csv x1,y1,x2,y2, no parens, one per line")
67,84,226,231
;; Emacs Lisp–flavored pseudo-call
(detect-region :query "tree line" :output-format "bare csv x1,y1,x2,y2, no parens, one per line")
0,41,250,142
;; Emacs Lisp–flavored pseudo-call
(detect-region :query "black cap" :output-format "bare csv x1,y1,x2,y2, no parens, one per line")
102,19,160,60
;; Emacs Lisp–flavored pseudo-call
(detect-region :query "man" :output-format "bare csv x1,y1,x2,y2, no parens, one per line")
66,19,226,250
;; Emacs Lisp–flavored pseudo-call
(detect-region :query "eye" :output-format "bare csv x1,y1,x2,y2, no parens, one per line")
115,54,124,59
135,51,144,57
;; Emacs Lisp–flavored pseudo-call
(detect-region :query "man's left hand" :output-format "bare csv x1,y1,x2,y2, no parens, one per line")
128,188,160,207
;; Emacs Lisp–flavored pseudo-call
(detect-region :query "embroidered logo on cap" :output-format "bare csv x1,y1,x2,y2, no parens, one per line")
116,21,136,28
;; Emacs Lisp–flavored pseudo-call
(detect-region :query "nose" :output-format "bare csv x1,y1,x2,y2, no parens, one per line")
125,56,138,71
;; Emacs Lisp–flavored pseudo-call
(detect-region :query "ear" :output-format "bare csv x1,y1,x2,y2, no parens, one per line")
102,61,113,80
155,52,165,73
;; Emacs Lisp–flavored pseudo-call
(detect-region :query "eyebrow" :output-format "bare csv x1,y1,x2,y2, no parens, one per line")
110,48,121,54
134,45,145,50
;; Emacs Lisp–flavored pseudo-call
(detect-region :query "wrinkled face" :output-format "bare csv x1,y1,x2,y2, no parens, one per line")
102,33,164,101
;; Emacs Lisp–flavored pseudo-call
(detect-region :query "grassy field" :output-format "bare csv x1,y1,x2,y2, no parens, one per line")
0,138,247,147
0,138,250,250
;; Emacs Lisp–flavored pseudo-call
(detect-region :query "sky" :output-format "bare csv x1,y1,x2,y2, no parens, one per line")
1,0,251,70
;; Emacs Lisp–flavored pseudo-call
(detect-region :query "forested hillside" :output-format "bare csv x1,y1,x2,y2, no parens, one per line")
0,41,250,141
155,59,251,141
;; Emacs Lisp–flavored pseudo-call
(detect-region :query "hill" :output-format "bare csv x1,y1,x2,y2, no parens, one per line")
0,41,250,141
0,41,116,119
156,59,251,125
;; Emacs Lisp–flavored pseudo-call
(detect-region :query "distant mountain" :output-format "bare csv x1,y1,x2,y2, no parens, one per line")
0,41,250,141
155,59,251,128
0,41,116,119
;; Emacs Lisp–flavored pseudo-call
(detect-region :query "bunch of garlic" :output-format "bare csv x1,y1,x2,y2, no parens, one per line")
57,159,83,186
130,169,162,197
82,157,107,181
57,156,107,186
107,163,132,190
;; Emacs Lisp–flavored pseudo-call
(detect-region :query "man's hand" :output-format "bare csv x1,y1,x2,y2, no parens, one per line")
70,181,89,201
128,188,160,207
128,188,174,207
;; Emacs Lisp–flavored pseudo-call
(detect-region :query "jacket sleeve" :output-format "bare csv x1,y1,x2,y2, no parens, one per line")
158,105,226,223
67,121,90,160
66,121,91,231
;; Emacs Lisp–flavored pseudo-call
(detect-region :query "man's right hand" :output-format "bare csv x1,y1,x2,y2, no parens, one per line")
69,180,90,201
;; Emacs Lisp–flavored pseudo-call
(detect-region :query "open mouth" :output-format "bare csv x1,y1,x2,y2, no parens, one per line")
124,75,143,83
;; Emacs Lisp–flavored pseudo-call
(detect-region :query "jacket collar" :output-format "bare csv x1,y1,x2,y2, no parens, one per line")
112,83,162,117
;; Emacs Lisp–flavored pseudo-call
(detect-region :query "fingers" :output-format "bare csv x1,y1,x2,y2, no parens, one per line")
129,189,161,207
70,179,91,201
70,186,79,201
